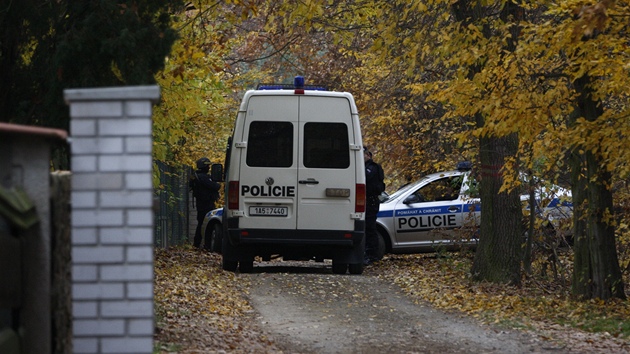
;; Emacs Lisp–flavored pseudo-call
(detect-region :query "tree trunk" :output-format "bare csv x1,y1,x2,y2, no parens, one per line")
522,174,536,276
569,138,589,296
471,132,523,285
452,0,524,285
570,75,626,300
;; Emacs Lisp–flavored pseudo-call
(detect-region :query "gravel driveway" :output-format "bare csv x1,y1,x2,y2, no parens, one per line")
244,261,564,354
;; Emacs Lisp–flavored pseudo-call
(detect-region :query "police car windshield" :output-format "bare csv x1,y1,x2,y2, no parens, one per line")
384,177,429,202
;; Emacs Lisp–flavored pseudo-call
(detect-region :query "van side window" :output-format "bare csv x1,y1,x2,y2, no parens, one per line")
303,122,350,169
246,121,293,167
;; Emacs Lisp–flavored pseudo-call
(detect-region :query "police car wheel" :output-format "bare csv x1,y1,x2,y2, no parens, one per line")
348,263,363,275
375,229,387,260
332,262,348,274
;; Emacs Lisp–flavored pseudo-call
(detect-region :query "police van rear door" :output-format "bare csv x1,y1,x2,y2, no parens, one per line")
297,95,359,231
238,94,299,230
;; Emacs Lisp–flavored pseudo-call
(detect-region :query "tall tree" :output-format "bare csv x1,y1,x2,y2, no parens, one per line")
443,0,524,284
567,0,626,298
152,1,261,169
0,0,182,130
570,74,625,299
516,0,628,299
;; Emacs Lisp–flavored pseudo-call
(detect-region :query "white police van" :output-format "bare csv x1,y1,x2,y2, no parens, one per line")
210,76,366,274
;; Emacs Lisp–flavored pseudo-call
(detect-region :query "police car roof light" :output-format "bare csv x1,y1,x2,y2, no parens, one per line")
456,161,472,171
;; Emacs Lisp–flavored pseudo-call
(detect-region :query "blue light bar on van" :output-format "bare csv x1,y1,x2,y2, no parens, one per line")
257,85,287,90
294,75,305,94
256,75,328,91
294,76,305,88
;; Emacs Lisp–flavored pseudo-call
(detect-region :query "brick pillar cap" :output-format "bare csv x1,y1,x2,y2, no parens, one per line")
64,85,160,103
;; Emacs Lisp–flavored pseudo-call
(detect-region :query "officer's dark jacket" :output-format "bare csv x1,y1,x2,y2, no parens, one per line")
191,169,220,209
365,159,384,197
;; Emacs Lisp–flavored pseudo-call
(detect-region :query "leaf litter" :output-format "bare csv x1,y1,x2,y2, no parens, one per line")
154,247,630,353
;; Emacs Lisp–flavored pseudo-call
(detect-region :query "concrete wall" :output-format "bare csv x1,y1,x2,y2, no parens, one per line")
0,124,67,354
65,86,160,354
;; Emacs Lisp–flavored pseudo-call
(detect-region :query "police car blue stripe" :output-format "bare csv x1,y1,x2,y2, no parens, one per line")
377,210,394,218
547,198,573,208
463,202,481,212
394,205,460,217
377,203,480,219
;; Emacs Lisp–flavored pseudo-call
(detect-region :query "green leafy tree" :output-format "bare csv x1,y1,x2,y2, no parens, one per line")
0,0,181,131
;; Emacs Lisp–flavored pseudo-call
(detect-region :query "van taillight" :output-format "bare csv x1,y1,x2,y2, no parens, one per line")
228,181,239,210
355,184,366,213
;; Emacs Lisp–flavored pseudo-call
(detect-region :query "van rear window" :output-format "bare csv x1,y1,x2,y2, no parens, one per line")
304,123,350,169
246,121,293,167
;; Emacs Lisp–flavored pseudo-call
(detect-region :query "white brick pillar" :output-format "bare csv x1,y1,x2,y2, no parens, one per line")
64,86,160,354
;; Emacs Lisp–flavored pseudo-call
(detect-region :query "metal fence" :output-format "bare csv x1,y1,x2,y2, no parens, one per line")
154,161,191,248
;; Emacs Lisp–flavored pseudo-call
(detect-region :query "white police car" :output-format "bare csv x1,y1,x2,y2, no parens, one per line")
373,162,480,257
373,162,572,257
202,162,572,258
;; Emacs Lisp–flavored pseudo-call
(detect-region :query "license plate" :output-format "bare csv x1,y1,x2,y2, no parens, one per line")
249,206,288,216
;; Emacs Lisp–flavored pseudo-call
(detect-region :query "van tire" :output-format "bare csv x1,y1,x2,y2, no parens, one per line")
332,262,347,274
348,263,363,275
211,224,223,254
222,258,238,272
239,260,254,273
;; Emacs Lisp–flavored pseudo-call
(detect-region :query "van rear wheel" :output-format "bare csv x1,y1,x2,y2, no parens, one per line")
332,262,347,274
348,263,363,275
222,258,237,272
239,260,254,273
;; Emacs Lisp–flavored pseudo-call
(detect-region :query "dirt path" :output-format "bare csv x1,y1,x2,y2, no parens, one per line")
244,261,566,354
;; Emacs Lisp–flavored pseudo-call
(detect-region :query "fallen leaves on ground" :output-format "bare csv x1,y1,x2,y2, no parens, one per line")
154,247,630,353
153,247,280,353
374,252,630,353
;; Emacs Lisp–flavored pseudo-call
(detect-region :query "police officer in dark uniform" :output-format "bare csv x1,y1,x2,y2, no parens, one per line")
190,157,221,249
364,147,384,265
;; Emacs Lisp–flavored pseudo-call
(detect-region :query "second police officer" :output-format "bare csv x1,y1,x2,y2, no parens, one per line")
190,157,221,250
364,147,385,265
